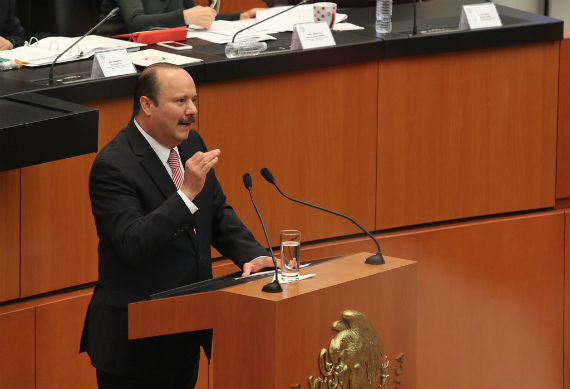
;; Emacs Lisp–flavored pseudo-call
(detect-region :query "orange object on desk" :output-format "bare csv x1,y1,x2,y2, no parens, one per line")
112,27,188,45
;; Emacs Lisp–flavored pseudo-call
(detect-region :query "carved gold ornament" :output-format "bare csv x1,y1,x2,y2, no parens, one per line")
308,310,401,389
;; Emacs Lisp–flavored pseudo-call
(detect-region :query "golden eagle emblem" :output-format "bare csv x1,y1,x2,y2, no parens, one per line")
308,310,394,389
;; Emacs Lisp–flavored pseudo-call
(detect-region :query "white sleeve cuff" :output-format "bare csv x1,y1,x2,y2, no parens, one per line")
177,189,198,214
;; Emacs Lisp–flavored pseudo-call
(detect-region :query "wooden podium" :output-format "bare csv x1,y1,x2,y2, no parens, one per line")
129,253,417,388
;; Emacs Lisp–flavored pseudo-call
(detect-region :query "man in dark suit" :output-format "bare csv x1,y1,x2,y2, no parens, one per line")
80,63,274,388
0,0,26,50
97,0,264,35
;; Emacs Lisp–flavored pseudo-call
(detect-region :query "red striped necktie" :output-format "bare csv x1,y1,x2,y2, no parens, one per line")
167,149,183,190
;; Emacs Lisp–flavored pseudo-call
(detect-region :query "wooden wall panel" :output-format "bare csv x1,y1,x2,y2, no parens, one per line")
380,211,565,388
564,209,570,388
378,42,559,229
0,306,35,388
0,169,20,302
557,32,570,200
86,97,133,150
199,62,378,245
35,291,96,389
208,210,566,387
19,97,132,298
20,153,97,297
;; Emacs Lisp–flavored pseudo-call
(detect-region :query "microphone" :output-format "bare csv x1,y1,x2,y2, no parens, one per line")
225,0,311,58
260,168,385,265
412,0,418,35
48,7,120,85
242,173,282,293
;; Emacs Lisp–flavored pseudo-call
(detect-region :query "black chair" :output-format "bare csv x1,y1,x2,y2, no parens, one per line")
16,0,102,38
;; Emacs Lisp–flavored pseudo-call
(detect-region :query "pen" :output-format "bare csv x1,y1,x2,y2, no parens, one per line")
210,0,217,8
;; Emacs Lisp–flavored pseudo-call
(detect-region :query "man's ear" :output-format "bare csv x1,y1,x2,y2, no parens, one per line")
140,96,153,116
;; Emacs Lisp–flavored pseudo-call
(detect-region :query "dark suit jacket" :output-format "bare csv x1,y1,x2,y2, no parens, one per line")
97,0,239,35
80,121,268,376
0,0,26,48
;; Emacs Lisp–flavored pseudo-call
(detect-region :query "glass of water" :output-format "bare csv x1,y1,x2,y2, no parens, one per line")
280,230,301,281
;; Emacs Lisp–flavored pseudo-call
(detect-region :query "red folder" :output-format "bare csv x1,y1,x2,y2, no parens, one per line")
112,27,188,44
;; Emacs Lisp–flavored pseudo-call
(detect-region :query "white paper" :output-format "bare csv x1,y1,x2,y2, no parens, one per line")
459,3,502,30
291,22,336,50
278,273,316,283
333,22,364,31
92,49,137,78
235,263,312,280
129,49,203,67
185,8,347,44
2,35,145,67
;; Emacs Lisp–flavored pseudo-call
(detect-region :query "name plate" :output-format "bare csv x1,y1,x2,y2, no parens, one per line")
459,3,502,30
92,49,137,79
291,22,336,50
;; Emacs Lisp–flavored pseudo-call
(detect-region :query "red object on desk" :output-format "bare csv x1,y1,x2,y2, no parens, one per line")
112,27,188,44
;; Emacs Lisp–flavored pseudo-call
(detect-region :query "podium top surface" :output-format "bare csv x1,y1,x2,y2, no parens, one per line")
223,253,415,301
129,253,416,340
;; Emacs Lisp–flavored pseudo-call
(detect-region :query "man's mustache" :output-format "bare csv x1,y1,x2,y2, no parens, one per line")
178,116,195,125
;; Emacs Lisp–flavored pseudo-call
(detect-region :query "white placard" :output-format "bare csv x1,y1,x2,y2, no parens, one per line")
91,49,137,79
459,3,502,30
291,22,336,50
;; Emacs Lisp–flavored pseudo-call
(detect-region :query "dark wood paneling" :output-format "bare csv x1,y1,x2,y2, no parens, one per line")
35,291,96,388
564,209,570,388
556,32,570,200
85,97,134,150
0,306,35,388
19,97,132,298
378,42,559,229
0,169,20,302
205,211,566,388
20,154,97,297
199,62,378,245
381,211,565,388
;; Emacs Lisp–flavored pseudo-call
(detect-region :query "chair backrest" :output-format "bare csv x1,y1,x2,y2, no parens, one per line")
17,0,102,37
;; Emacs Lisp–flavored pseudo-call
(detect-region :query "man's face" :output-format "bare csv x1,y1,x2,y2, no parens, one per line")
143,68,198,149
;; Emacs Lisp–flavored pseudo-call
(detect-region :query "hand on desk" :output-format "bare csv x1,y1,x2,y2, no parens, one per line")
184,6,217,29
242,256,280,276
0,36,14,51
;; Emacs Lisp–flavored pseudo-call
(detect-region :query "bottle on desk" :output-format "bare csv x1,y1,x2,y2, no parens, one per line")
225,40,267,58
0,59,23,71
376,0,393,34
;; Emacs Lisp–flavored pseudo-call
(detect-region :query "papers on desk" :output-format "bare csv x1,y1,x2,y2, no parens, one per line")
188,20,277,44
129,49,203,67
1,35,145,67
187,5,351,45
255,5,347,32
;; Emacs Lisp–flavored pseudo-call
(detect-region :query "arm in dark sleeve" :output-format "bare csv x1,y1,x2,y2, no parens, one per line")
89,158,196,266
210,173,269,268
188,133,268,268
116,0,188,31
1,0,26,48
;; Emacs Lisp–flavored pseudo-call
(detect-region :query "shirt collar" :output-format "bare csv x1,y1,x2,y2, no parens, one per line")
133,118,177,166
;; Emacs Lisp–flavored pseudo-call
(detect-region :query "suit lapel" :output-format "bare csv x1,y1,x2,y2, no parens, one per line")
125,121,176,200
127,122,201,252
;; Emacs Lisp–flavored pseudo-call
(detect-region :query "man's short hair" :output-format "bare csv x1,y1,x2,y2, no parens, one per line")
133,63,185,115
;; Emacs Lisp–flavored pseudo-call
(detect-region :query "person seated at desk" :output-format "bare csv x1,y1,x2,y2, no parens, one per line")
263,0,417,5
0,0,26,50
98,0,264,35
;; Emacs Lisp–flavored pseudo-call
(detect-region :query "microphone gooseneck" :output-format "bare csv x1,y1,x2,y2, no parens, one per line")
412,0,418,36
48,7,120,85
242,173,282,293
231,0,310,43
260,168,385,265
